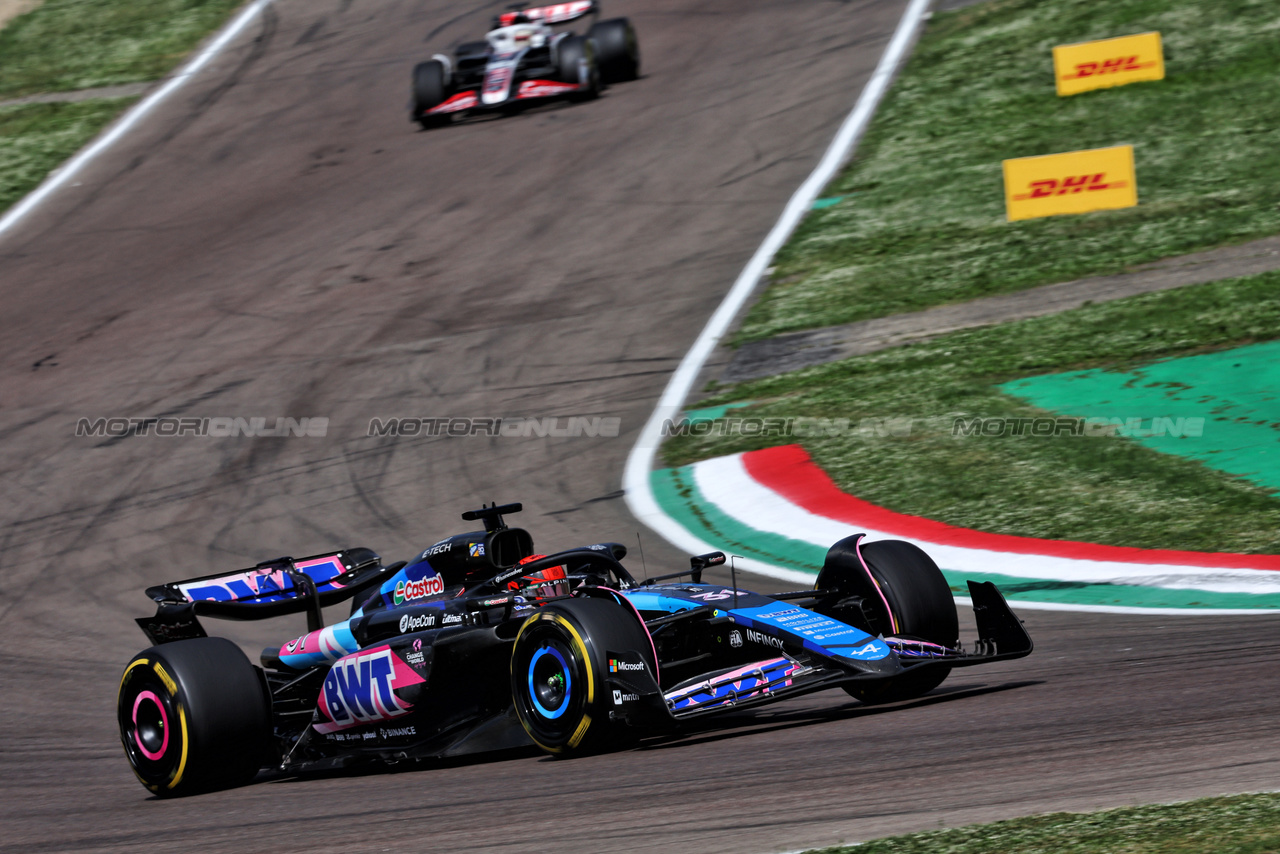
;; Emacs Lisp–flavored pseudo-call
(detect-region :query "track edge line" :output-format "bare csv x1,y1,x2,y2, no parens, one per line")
0,0,275,243
621,0,932,582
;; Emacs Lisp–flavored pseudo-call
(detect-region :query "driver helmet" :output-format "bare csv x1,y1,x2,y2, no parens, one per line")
508,554,570,601
497,11,532,26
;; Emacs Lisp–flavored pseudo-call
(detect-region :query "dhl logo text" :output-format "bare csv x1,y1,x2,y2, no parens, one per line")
1012,173,1127,201
1063,56,1157,80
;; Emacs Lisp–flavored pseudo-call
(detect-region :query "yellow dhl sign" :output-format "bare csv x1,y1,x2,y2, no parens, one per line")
1053,32,1164,96
1003,145,1137,222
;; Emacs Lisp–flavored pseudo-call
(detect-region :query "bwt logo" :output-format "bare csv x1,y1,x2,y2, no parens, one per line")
1013,173,1126,201
320,648,414,729
1064,56,1155,79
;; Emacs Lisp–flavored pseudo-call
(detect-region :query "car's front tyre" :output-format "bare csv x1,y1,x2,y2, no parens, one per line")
587,18,639,84
510,597,652,754
412,60,450,128
817,537,958,704
556,35,600,101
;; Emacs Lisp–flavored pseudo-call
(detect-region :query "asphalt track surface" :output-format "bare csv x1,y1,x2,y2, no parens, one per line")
1,1,1278,851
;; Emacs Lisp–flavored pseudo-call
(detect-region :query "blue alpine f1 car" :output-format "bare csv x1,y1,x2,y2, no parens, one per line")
118,503,1032,796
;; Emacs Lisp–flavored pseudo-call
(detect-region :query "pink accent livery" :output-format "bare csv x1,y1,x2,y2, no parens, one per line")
132,691,169,760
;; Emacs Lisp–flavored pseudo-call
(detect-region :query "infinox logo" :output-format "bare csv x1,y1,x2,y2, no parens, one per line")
744,628,784,650
1053,32,1163,97
315,646,425,733
1003,145,1137,222
393,574,443,605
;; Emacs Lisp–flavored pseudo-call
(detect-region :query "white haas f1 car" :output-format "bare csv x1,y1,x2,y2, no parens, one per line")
411,1,639,128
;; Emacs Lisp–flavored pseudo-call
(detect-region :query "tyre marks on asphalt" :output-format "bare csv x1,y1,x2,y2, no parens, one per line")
4,1,1278,852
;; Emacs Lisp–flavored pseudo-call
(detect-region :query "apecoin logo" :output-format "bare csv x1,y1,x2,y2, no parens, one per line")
1012,173,1127,200
399,613,436,633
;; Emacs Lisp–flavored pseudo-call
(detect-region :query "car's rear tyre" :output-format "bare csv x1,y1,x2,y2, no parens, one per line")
821,538,958,704
556,35,600,100
412,60,449,128
117,637,271,797
511,597,653,754
587,18,639,84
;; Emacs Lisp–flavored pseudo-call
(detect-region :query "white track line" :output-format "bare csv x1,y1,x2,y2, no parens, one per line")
622,0,933,555
0,0,273,242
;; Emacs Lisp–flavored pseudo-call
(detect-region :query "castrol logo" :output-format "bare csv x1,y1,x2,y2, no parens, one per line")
393,575,444,605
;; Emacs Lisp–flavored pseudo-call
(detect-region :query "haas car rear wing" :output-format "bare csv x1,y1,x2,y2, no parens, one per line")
136,549,392,645
520,1,597,25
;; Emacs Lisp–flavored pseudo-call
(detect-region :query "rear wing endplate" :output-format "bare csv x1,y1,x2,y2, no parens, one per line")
967,580,1034,659
524,1,597,25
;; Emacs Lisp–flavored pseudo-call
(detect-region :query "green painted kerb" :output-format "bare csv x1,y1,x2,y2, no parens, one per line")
1001,340,1280,494
943,571,1280,610
651,466,827,573
681,402,754,424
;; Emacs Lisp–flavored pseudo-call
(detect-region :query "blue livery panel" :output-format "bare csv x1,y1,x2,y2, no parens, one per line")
620,584,890,663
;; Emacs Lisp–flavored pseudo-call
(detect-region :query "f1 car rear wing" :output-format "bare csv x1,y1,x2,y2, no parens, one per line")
137,549,394,645
520,1,597,25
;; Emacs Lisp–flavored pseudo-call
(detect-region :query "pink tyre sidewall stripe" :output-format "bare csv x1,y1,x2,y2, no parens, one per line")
132,690,170,761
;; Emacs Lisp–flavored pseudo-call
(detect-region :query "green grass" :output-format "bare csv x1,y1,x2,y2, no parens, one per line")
0,0,245,99
0,99,136,211
738,0,1280,343
0,0,248,215
809,794,1280,854
664,272,1280,554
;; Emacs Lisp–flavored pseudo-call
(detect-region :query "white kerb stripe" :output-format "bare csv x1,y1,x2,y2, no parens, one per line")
0,0,274,242
622,0,934,544
691,453,1280,595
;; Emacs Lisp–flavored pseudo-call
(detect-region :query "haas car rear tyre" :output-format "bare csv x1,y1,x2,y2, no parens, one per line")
819,537,958,704
511,597,652,754
587,17,639,83
412,60,448,128
556,35,600,100
117,637,271,797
